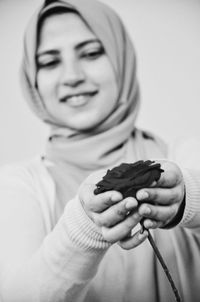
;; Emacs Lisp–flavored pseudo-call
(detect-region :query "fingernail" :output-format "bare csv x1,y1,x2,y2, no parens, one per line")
137,191,149,200
144,207,151,215
146,221,154,229
125,198,137,209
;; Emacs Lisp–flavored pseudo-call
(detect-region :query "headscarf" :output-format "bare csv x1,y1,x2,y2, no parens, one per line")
21,0,141,215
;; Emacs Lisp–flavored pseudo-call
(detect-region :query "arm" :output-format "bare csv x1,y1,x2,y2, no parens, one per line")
0,167,108,302
0,162,162,301
179,168,200,228
170,137,200,229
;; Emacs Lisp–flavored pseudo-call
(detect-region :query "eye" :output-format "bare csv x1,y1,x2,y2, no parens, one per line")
36,57,60,69
81,46,105,60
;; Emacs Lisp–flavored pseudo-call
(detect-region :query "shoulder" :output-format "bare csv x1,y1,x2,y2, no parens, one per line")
0,157,55,205
169,136,200,169
0,157,50,187
0,159,35,190
0,157,56,231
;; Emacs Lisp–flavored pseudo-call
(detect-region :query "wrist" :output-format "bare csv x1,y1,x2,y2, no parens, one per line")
64,195,111,251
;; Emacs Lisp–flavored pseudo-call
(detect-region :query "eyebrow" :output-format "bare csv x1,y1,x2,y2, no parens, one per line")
36,38,101,58
75,38,101,50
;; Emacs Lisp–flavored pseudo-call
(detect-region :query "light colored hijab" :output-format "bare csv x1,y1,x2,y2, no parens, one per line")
21,0,145,215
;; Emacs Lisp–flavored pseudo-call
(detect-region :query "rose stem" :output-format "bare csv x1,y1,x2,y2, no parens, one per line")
146,229,182,302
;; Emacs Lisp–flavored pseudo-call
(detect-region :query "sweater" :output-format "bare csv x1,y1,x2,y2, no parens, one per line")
0,154,200,302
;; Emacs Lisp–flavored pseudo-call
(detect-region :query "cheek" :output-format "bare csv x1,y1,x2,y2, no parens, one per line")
102,68,118,103
86,57,117,87
100,62,117,96
37,73,48,98
37,71,57,98
89,63,117,98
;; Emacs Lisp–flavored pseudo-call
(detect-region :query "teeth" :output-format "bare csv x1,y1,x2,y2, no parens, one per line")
66,94,90,107
60,91,97,106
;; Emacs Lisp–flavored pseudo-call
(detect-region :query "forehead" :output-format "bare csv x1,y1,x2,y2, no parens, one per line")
38,12,97,50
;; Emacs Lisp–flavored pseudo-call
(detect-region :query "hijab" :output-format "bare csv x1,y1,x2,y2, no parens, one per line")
21,0,143,215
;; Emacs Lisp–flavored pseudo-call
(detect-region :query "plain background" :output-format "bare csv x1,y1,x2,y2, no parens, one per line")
0,0,200,166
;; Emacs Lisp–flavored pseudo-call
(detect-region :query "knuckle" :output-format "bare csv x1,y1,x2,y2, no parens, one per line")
103,195,113,207
116,207,127,218
148,189,157,202
112,201,127,218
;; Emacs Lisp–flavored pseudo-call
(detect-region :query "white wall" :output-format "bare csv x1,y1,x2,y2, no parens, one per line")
0,0,200,165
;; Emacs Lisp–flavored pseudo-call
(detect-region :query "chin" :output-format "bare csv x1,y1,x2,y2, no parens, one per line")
69,115,102,131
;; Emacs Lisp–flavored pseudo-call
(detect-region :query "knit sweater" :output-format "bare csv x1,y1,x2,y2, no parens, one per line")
0,155,200,302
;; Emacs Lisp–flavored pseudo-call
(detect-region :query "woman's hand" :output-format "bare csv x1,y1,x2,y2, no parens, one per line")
78,171,148,249
136,160,185,229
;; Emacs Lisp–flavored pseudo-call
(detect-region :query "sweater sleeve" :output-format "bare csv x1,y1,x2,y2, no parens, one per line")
0,165,110,302
179,168,200,229
169,137,200,229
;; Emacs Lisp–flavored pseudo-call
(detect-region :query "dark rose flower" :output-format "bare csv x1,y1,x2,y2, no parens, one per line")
94,160,164,198
94,161,182,301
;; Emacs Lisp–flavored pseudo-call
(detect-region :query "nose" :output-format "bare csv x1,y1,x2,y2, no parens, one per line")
60,58,85,87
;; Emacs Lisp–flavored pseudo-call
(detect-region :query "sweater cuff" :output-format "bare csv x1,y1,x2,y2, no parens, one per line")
179,169,200,228
64,195,111,251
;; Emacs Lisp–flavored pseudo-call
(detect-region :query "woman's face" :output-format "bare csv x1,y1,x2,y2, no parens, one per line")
36,12,118,130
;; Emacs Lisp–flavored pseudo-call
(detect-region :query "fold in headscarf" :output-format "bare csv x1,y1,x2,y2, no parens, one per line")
21,0,142,214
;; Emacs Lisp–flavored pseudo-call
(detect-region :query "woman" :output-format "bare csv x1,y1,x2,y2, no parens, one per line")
0,0,200,301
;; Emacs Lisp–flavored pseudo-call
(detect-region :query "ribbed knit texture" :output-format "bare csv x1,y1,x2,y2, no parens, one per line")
2,158,200,301
64,196,111,251
180,168,200,227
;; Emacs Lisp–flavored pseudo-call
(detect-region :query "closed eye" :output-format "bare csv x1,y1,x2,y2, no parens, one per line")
36,49,60,69
81,47,105,60
37,59,60,69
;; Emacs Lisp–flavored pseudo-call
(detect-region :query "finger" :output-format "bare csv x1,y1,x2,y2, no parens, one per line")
138,203,178,224
93,190,123,212
93,197,138,227
101,212,142,243
154,161,183,188
118,229,148,250
80,183,123,212
142,218,163,230
136,186,182,206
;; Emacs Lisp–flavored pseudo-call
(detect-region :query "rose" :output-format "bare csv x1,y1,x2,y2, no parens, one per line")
94,161,182,301
94,160,164,198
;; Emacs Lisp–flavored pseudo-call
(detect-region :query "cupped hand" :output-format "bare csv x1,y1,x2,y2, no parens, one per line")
78,171,148,248
136,160,185,229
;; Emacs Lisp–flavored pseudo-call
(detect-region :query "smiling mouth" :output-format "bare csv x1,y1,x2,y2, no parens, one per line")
60,91,98,107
